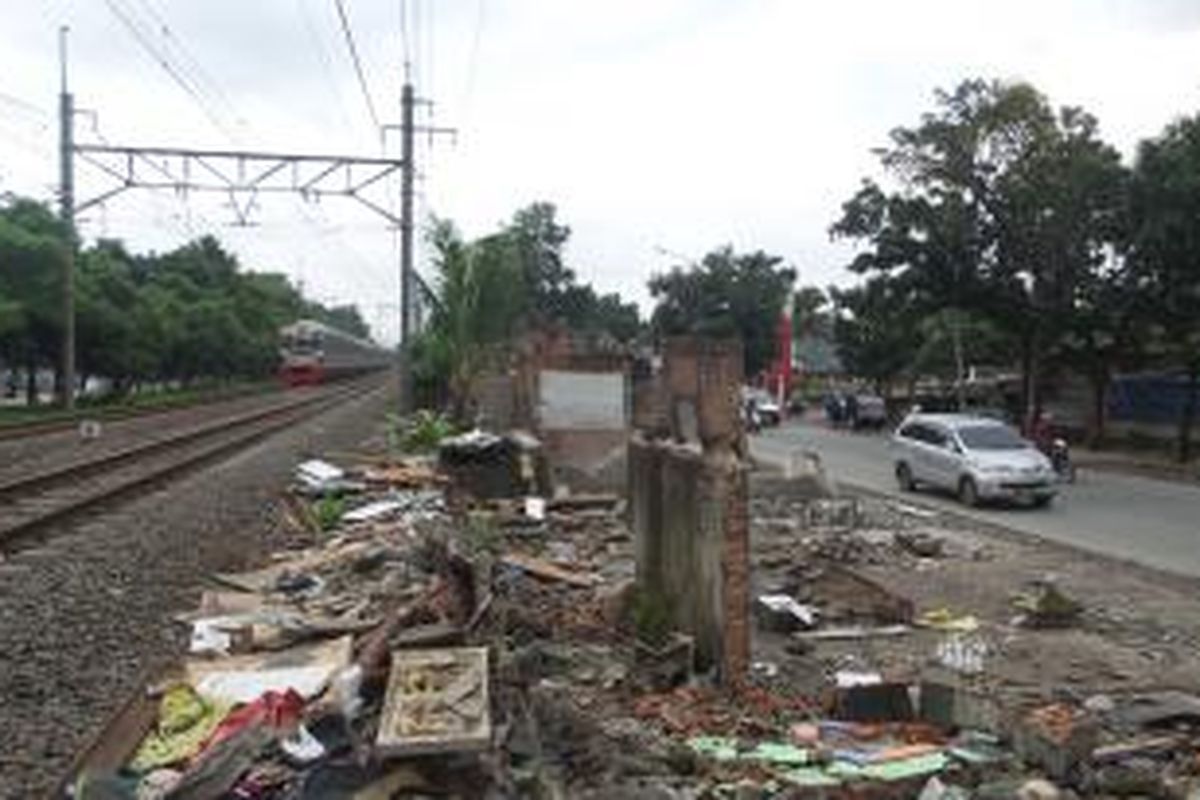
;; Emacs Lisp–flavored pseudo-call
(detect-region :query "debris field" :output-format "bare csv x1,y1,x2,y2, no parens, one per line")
61,424,1200,799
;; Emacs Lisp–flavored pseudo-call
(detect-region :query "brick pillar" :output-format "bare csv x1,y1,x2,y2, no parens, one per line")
632,336,749,686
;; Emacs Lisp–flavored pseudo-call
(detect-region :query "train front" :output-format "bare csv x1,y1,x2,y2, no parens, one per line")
278,322,324,387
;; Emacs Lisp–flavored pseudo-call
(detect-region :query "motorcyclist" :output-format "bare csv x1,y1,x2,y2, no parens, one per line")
1032,411,1074,482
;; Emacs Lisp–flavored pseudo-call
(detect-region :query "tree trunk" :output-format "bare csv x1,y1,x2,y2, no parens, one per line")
1088,367,1110,447
1019,337,1035,435
24,358,37,407
1178,365,1199,464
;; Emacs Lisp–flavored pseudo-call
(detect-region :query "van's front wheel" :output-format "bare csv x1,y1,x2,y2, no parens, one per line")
958,477,980,507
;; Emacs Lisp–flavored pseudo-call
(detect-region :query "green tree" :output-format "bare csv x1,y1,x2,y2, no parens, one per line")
505,201,574,320
1128,113,1200,461
76,242,142,392
0,196,68,403
792,285,831,339
413,218,526,419
832,79,1125,421
648,246,795,376
830,274,923,393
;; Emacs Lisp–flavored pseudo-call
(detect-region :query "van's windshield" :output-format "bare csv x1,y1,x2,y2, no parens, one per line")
958,424,1027,450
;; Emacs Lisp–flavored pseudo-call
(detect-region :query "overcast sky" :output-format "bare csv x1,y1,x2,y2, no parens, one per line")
2,1,1200,343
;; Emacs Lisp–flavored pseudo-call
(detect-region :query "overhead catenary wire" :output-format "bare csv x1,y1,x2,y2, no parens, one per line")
295,0,359,144
0,91,50,120
129,0,247,134
332,0,381,136
101,0,236,141
461,0,486,123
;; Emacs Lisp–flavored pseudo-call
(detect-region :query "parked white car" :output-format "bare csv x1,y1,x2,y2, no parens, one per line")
890,413,1058,508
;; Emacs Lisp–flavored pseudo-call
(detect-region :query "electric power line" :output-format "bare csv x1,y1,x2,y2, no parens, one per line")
101,0,237,141
462,0,485,117
130,0,246,133
332,0,381,134
295,0,358,142
0,91,49,120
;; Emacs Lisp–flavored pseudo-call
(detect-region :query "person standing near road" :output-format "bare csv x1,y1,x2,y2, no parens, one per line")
845,392,859,429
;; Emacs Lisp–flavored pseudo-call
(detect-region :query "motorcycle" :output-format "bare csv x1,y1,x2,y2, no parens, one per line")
743,401,763,434
1049,437,1076,483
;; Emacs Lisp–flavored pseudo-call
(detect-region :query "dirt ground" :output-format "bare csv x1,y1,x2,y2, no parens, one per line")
750,469,1200,709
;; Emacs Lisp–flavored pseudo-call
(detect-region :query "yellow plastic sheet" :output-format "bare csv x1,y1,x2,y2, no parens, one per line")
130,684,232,772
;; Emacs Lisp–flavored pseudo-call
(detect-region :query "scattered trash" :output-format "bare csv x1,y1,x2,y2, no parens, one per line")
62,427,1200,799
755,594,818,632
342,499,403,523
280,724,325,766
794,625,911,641
895,530,945,558
834,670,883,688
295,459,349,493
130,685,233,773
186,635,352,704
935,634,988,675
918,607,980,633
501,552,601,586
1012,579,1083,628
524,496,547,521
751,660,780,679
893,502,937,519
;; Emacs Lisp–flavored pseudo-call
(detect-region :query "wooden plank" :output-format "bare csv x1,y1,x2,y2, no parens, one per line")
500,553,600,587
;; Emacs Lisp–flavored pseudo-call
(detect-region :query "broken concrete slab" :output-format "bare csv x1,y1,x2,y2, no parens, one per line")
895,530,945,558
919,682,1003,734
1012,704,1098,783
1115,690,1200,730
754,594,817,633
376,647,491,757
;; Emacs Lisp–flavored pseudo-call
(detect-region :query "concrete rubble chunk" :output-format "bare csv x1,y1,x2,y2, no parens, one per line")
1012,579,1083,628
1013,704,1098,783
895,530,945,558
376,646,491,757
754,594,817,632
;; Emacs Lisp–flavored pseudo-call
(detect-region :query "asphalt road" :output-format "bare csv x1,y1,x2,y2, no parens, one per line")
752,420,1200,578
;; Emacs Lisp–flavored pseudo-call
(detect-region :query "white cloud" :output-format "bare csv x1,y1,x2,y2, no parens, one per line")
2,0,1199,342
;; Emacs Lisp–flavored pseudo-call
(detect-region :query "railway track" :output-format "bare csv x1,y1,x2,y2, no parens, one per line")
0,379,381,553
0,383,278,442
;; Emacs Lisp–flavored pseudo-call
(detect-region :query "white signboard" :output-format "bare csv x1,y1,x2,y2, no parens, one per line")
538,370,626,430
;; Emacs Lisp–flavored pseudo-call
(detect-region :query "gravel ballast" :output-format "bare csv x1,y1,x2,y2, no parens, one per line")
0,384,392,798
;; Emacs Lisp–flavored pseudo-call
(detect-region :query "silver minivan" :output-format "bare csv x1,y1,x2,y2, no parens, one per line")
890,413,1058,507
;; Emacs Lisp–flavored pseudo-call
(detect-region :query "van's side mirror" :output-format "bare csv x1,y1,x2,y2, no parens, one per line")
950,440,964,454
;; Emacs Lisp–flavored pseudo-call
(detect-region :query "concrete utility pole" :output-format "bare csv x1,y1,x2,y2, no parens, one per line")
399,82,415,411
58,26,76,410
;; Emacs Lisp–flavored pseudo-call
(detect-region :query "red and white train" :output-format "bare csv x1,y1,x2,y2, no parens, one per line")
278,319,391,387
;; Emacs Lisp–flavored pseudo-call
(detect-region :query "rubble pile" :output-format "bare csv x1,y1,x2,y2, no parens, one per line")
63,443,1200,798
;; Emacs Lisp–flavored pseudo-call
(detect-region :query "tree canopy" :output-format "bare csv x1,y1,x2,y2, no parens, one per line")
829,78,1200,458
411,202,643,418
648,246,795,376
0,194,369,402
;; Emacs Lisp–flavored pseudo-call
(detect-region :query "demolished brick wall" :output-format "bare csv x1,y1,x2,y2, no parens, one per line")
629,337,749,685
510,326,633,491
